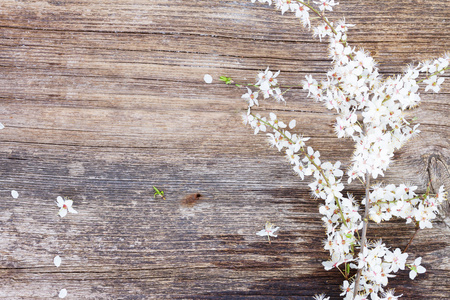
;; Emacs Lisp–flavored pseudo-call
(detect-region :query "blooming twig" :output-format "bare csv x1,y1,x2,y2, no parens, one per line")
219,0,449,298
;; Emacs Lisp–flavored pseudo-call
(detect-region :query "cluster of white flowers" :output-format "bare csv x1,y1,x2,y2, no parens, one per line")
368,184,446,229
256,67,285,102
230,0,449,299
244,65,437,298
337,240,426,299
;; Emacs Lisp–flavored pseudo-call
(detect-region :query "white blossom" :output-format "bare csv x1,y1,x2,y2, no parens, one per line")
56,196,78,218
409,257,426,279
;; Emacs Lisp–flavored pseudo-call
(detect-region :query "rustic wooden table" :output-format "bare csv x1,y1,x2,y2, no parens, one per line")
0,0,449,299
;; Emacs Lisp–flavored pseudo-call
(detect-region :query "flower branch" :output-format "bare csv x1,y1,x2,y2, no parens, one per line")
219,1,449,299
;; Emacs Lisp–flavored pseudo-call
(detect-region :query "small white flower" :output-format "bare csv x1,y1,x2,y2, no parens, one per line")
56,196,78,218
251,114,267,134
0,122,4,129
313,294,330,300
409,257,426,279
384,248,407,272
11,190,19,199
436,185,447,204
340,280,353,296
58,288,68,298
304,146,321,166
203,74,213,84
256,221,279,243
423,75,444,93
314,0,339,12
380,289,402,300
242,87,259,107
54,255,62,267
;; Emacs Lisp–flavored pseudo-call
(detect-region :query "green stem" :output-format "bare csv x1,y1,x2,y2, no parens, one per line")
352,172,371,299
372,195,421,206
417,66,450,84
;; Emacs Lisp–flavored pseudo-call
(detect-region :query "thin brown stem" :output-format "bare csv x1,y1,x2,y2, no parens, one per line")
403,225,420,253
295,0,338,35
352,172,371,299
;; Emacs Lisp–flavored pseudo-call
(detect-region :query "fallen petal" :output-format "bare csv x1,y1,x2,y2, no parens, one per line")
11,190,19,199
59,288,67,298
203,74,213,84
54,255,61,267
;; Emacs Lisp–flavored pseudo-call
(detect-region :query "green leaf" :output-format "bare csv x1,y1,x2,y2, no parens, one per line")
153,186,166,200
219,76,233,85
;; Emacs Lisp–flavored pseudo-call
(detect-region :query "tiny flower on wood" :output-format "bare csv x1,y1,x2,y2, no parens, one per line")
56,196,78,218
256,221,279,243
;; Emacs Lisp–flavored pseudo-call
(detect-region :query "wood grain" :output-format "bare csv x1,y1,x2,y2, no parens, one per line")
0,0,448,298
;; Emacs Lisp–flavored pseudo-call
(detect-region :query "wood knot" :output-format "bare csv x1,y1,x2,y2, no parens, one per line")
181,193,202,207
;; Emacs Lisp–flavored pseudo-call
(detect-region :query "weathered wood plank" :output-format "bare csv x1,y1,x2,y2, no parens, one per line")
0,0,449,299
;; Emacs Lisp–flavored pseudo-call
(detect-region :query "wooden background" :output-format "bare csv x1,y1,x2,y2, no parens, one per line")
0,0,449,298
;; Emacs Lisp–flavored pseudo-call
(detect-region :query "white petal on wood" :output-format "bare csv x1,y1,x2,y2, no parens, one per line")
203,74,213,84
54,255,62,267
289,119,296,129
11,190,19,199
58,288,67,298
